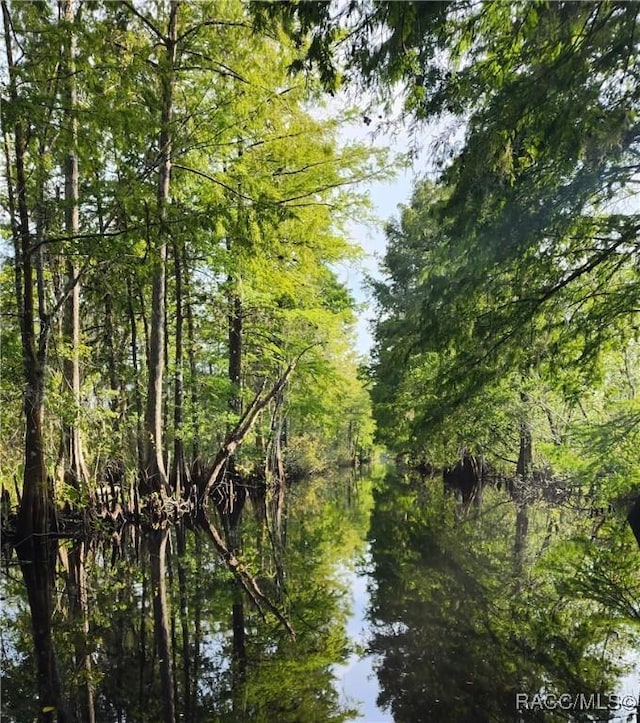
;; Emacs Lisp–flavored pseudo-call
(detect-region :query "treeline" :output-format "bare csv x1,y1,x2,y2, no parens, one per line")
250,2,640,519
1,5,388,717
355,2,640,530
0,0,382,533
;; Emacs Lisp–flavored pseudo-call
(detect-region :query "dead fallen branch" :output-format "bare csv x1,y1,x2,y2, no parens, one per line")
200,346,317,504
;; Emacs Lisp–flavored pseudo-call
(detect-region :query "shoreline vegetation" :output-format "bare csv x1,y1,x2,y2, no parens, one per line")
2,1,640,720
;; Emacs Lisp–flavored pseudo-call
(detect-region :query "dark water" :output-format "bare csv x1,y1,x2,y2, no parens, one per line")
1,470,639,722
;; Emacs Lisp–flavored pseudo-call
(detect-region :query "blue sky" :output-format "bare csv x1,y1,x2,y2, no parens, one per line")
344,165,415,357
331,95,437,357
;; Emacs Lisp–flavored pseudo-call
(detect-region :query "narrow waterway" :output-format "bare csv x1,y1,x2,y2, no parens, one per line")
1,468,639,722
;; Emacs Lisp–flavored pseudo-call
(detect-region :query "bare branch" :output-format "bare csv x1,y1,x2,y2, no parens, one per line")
121,1,165,41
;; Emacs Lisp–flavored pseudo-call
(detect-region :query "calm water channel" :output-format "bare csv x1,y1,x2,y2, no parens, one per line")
1,468,639,722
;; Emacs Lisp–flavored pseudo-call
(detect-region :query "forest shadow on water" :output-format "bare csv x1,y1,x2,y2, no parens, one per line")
2,466,639,723
365,469,640,723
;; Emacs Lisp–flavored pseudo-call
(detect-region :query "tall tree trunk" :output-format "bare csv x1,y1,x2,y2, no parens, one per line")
516,421,532,481
59,0,89,492
104,291,120,418
268,389,287,539
228,292,243,415
144,0,179,496
514,390,532,576
3,9,69,718
227,156,244,418
2,0,52,552
171,240,186,499
183,249,200,461
127,276,145,489
512,390,533,503
516,392,533,481
269,394,286,486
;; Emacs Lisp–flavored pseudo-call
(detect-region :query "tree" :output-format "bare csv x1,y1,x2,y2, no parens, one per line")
1,3,388,720
2,4,79,716
269,0,640,387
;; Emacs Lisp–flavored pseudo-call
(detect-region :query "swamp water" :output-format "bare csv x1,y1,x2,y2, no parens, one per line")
1,469,639,722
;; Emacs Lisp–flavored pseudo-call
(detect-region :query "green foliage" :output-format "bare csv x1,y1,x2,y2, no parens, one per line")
1,0,387,494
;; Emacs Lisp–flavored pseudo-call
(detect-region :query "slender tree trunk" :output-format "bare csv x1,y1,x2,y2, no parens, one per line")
163,275,170,477
95,185,120,422
104,291,120,417
144,0,179,496
58,0,89,492
183,249,200,461
227,164,244,418
3,8,68,718
268,390,287,537
127,276,145,487
512,390,533,503
516,422,532,480
2,0,52,548
228,292,243,415
514,390,532,577
516,392,533,481
171,241,186,499
270,401,286,486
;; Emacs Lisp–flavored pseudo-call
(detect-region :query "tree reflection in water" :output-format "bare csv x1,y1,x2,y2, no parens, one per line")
0,473,370,722
366,472,640,723
2,469,638,722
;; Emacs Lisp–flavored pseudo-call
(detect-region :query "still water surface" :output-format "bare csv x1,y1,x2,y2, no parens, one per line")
1,469,639,721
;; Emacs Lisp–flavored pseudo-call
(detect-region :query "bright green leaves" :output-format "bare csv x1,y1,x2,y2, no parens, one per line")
1,0,389,492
